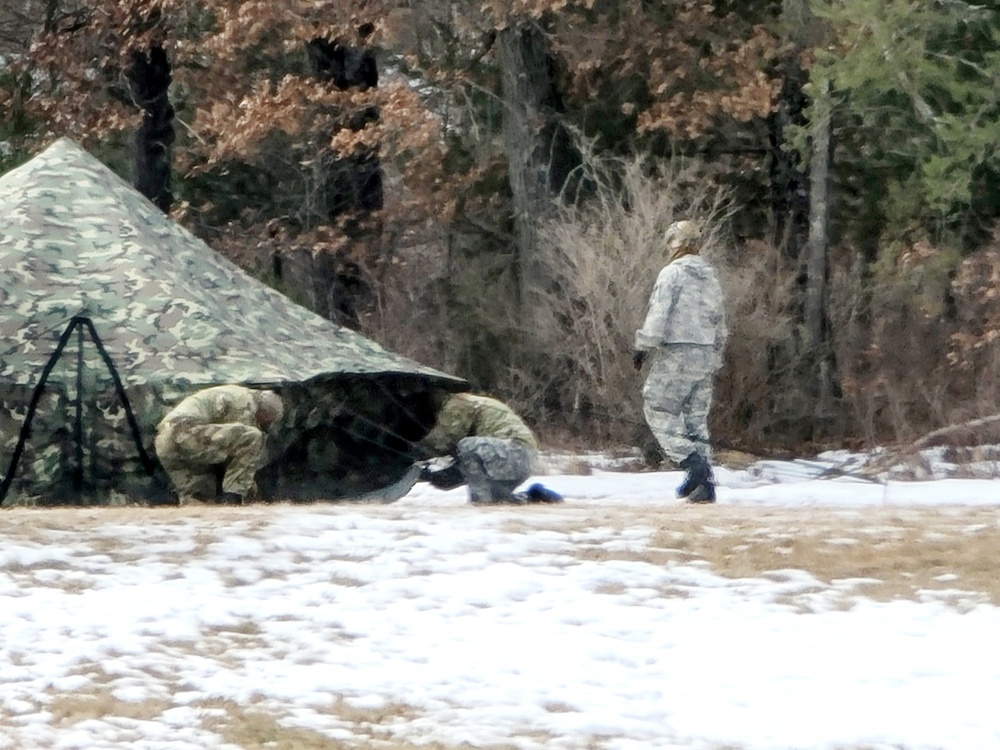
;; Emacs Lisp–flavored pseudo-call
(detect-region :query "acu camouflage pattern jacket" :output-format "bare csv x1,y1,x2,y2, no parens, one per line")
157,385,261,431
634,255,728,356
421,394,539,455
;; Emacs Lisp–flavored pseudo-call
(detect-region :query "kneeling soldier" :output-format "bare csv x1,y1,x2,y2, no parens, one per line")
154,385,284,505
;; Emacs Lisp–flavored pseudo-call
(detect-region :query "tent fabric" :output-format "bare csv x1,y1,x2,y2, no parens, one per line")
0,139,457,387
0,139,464,505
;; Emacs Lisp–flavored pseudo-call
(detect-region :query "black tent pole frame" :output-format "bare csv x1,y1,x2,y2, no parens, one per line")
0,316,156,505
73,323,84,495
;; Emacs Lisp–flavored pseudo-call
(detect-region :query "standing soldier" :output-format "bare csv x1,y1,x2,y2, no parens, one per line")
416,392,561,504
632,220,728,502
154,385,284,505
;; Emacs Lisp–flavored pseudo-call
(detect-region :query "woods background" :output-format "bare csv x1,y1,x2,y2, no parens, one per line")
3,0,1000,458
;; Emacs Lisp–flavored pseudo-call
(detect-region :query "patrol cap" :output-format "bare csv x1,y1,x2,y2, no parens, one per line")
664,220,703,250
255,390,284,427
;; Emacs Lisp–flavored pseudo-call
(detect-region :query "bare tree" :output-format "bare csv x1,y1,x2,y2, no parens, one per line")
802,74,837,420
497,21,567,313
129,42,174,212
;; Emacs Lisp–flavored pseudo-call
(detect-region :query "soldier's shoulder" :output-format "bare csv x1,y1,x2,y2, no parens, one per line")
470,394,514,412
450,392,491,408
183,384,252,406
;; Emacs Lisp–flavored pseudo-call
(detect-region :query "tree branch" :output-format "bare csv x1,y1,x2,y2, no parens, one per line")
859,413,1000,478
911,413,1000,450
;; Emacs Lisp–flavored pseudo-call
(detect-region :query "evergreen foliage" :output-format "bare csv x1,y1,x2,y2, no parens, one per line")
809,0,1000,245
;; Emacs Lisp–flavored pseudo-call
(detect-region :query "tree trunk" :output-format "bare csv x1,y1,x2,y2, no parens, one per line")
771,0,816,256
129,45,174,213
767,59,810,256
307,37,383,220
497,24,559,311
300,35,383,329
803,75,838,422
768,0,840,436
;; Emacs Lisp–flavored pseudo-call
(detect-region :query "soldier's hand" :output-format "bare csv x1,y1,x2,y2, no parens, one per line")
632,349,647,371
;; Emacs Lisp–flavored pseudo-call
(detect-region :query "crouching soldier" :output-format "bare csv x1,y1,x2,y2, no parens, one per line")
154,385,284,505
417,392,561,505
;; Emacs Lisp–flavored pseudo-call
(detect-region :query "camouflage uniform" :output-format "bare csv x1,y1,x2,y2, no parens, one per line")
420,393,538,503
154,385,282,504
635,227,727,465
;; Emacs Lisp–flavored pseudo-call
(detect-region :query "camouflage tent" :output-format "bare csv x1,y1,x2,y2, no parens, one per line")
0,139,465,506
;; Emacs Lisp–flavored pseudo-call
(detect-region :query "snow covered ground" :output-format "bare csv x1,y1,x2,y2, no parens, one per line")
1,452,999,749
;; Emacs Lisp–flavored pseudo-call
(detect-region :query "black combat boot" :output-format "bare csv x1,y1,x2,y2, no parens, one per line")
676,451,716,503
523,483,564,503
513,483,565,504
685,481,716,503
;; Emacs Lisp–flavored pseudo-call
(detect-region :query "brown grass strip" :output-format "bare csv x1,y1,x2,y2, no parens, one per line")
634,505,1000,605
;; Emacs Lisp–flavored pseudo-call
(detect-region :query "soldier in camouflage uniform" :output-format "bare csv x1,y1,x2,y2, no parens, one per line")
417,392,544,504
633,220,727,502
154,385,284,505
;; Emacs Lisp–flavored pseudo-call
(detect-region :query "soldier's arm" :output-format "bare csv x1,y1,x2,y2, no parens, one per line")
635,264,681,350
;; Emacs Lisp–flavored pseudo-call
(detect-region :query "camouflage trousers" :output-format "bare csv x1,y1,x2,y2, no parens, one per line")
641,344,719,465
456,436,536,503
154,420,264,502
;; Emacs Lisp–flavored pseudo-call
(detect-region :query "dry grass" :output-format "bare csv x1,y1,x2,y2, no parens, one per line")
4,504,998,608
42,693,517,750
208,708,346,750
572,505,1000,605
30,690,929,750
49,689,172,725
34,688,529,750
0,504,267,541
483,504,1000,608
202,699,526,750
